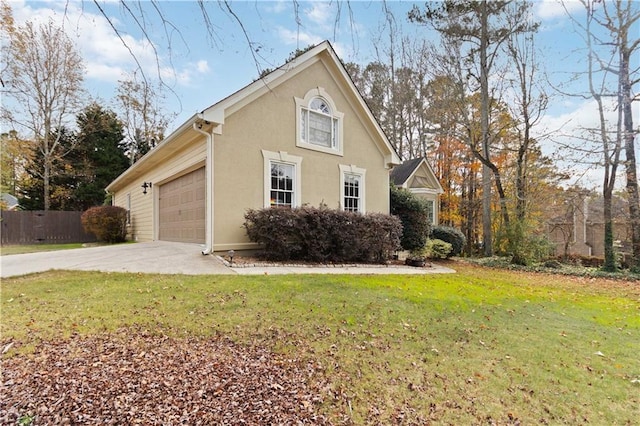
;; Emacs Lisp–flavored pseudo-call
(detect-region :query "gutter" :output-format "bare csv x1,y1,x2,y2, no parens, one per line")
193,118,214,255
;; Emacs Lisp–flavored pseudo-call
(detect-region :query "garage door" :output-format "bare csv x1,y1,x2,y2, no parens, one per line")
159,167,206,243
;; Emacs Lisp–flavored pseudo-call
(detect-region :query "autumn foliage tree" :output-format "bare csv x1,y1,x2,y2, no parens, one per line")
1,13,85,210
409,0,538,256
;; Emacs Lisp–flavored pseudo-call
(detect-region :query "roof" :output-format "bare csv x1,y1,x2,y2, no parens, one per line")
107,40,400,193
390,158,424,186
1,193,19,209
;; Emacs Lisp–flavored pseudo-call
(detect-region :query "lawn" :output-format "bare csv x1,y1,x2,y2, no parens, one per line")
0,243,87,256
2,263,639,424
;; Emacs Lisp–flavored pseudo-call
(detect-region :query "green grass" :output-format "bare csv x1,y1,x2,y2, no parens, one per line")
0,243,87,255
2,264,639,424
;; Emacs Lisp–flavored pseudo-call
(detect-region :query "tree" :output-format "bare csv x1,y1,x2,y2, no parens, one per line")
18,105,128,211
0,130,31,197
19,127,77,210
72,103,129,209
504,7,548,224
561,0,639,271
1,15,85,210
409,0,538,256
115,72,172,164
595,0,640,270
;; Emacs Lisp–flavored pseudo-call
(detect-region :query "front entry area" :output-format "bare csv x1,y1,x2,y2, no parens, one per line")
158,167,206,244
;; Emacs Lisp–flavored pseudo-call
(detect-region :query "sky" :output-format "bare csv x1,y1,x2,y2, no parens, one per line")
3,0,639,189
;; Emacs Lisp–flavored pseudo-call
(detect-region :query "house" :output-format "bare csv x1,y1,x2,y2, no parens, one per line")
106,41,401,253
390,157,444,225
547,192,632,257
0,193,19,211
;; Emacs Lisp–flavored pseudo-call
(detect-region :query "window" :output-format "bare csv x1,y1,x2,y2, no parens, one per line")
296,88,344,155
425,200,435,225
339,164,366,213
270,162,295,207
343,173,361,212
303,98,336,148
262,150,303,208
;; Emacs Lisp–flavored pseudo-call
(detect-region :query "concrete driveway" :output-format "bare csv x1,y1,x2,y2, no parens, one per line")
1,241,234,278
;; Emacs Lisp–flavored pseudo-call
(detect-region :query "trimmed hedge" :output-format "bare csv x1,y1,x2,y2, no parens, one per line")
430,225,466,257
81,206,128,243
243,206,402,263
390,185,432,251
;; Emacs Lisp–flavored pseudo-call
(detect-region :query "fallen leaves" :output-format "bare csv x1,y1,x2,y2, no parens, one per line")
1,329,332,425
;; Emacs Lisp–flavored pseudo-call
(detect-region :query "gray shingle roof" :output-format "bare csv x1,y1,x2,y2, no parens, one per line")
390,158,424,186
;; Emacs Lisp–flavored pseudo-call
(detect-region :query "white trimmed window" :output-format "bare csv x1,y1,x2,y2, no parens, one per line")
425,199,435,225
262,150,303,208
296,88,344,155
339,164,366,213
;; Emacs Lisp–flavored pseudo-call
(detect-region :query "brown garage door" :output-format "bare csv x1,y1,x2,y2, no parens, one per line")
159,168,206,243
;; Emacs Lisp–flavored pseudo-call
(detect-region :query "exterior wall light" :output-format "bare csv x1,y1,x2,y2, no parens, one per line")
141,182,152,194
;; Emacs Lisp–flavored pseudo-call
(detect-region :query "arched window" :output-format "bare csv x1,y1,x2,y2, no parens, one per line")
296,88,343,155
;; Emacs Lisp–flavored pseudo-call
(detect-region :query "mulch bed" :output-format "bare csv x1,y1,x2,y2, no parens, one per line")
1,329,335,425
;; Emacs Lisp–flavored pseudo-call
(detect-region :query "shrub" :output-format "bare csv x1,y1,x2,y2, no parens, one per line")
243,206,402,263
426,238,452,259
497,221,554,266
81,206,128,243
430,225,466,257
390,185,432,251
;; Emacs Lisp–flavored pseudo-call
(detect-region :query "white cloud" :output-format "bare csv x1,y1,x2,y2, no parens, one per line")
158,60,212,87
196,60,210,74
305,2,332,28
85,63,126,82
8,1,211,90
276,27,324,47
535,0,583,20
264,0,289,14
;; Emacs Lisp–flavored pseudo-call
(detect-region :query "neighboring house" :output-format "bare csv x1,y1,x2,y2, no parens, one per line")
390,157,444,225
547,193,632,257
0,193,19,210
106,41,401,253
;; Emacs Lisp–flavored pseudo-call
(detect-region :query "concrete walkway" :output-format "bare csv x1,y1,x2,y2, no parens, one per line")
1,241,455,278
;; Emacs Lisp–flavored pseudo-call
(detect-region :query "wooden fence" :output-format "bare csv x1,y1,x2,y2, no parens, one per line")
0,210,96,245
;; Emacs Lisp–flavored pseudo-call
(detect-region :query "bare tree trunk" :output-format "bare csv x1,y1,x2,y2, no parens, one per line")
603,185,616,270
620,31,640,270
492,166,510,227
480,0,493,256
43,156,51,211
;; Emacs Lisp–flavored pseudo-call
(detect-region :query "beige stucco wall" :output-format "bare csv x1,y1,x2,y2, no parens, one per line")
112,136,206,242
212,58,392,250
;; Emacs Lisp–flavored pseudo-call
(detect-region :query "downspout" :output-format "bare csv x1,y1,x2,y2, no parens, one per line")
193,121,214,255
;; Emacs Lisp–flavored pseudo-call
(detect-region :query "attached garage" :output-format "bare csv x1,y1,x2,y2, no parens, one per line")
159,168,206,243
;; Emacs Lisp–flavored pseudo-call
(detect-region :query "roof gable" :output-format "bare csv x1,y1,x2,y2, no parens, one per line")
391,158,443,194
200,40,400,166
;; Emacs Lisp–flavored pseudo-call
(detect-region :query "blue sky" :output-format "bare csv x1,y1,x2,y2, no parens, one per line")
5,0,639,187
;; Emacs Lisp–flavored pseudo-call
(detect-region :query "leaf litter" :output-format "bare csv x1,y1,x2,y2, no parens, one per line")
1,327,334,425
